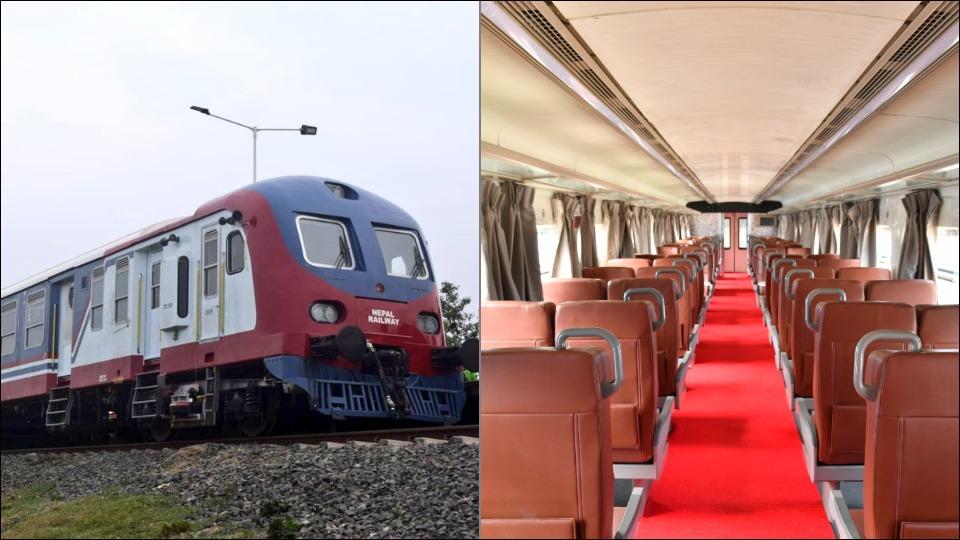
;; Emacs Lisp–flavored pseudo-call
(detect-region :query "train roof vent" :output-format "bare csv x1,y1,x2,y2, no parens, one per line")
26,290,45,303
1,300,16,311
115,257,129,270
92,267,105,280
760,1,959,199
493,1,705,193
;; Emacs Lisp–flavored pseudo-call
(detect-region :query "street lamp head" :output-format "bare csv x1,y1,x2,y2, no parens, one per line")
300,124,318,136
190,106,210,115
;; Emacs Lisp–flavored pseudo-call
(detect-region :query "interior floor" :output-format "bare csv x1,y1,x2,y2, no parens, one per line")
631,273,833,539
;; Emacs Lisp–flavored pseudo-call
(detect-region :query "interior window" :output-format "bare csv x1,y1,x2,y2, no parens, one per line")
374,228,429,279
935,226,959,304
25,290,45,349
114,257,129,324
1,300,16,356
723,218,731,249
296,216,354,270
738,217,748,249
91,267,104,330
226,231,245,274
876,225,893,270
203,229,219,297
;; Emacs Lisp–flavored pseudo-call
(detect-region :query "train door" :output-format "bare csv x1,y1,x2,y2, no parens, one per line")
143,249,162,359
57,282,73,377
199,225,221,341
722,213,749,273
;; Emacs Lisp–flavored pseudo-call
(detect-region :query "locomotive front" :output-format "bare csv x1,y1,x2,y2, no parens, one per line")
247,177,472,425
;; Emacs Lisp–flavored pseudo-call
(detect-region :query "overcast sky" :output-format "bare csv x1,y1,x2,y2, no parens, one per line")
1,2,479,305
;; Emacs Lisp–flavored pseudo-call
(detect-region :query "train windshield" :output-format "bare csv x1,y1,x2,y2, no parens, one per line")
296,216,355,270
374,228,430,280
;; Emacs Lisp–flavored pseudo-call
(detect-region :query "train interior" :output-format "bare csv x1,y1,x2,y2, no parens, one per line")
479,2,959,539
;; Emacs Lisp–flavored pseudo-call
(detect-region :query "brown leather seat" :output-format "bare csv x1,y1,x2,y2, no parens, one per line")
480,301,556,350
634,254,661,263
864,279,937,306
808,254,840,262
836,267,892,284
609,278,681,396
556,301,659,464
606,258,652,274
814,302,917,464
637,267,691,351
787,246,811,256
582,267,636,284
778,267,835,360
770,258,816,329
862,349,960,539
655,258,700,337
763,252,786,306
790,279,865,397
480,347,614,539
818,258,861,270
543,278,606,305
917,304,959,349
658,245,681,256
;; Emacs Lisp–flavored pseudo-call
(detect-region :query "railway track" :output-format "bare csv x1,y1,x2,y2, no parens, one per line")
0,424,478,455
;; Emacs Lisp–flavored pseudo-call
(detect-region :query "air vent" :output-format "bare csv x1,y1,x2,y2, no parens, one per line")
758,1,959,200
92,267,105,280
1,300,17,313
26,290,45,303
519,8,582,62
115,257,129,271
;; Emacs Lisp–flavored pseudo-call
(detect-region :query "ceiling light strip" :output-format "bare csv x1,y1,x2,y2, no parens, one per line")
758,21,959,202
480,0,713,203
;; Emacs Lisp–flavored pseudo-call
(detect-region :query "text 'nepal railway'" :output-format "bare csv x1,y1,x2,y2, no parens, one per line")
1,176,475,443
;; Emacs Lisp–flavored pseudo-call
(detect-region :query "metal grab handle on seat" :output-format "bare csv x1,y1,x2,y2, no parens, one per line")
764,250,784,268
655,268,686,299
557,327,623,399
853,330,921,401
685,251,707,268
672,260,696,280
785,269,815,300
771,258,797,283
624,287,666,332
804,288,847,333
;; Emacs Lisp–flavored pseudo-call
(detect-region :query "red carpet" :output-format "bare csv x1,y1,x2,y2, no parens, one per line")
631,273,833,538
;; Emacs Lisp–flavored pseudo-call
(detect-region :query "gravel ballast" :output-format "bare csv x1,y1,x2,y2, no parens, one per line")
1,439,479,538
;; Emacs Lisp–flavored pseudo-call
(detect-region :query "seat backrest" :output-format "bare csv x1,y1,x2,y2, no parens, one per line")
657,257,701,330
543,278,606,305
609,278,680,395
582,267,636,284
789,279,865,398
862,350,959,540
837,267,892,284
814,302,917,464
917,304,960,349
480,347,614,539
764,252,786,305
818,258,861,270
770,258,815,327
778,267,835,350
658,245,681,256
635,254,661,263
555,301,659,465
480,301,556,350
808,254,840,262
606,258,652,273
787,246,811,256
864,279,937,306
637,266,691,351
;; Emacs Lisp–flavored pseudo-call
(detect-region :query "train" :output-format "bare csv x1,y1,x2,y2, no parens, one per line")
1,176,475,442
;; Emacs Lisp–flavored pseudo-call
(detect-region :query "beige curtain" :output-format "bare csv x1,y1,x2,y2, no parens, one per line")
896,189,941,279
799,210,817,248
846,199,879,266
552,193,582,278
838,202,858,259
816,207,834,254
481,178,519,300
603,200,633,260
579,196,599,269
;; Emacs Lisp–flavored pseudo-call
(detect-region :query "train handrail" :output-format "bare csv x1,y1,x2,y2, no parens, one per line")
804,288,847,333
771,258,797,283
853,330,921,401
655,268,686,299
785,268,815,300
624,287,666,332
557,327,623,398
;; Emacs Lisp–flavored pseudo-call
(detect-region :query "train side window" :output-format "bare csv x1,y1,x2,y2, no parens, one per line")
296,216,355,270
67,285,73,309
24,290,45,349
738,217,748,249
723,217,731,249
91,266,105,330
151,262,161,309
226,231,245,275
936,226,959,304
203,229,219,297
177,256,189,318
1,300,17,356
114,257,129,324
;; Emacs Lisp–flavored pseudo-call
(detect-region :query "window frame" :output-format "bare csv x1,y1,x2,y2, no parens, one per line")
91,266,105,331
226,230,245,275
295,215,356,270
24,290,45,349
202,229,219,298
372,226,431,280
177,256,189,318
1,299,17,356
114,257,130,325
150,261,161,310
723,217,732,250
737,217,748,249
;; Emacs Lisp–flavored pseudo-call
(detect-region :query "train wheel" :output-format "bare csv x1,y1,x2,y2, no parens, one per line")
238,409,277,438
143,420,172,442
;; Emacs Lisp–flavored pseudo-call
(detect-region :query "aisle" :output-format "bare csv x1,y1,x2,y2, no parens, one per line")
631,273,833,538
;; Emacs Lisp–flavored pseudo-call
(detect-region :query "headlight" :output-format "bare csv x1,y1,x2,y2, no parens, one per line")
417,313,440,335
310,302,339,324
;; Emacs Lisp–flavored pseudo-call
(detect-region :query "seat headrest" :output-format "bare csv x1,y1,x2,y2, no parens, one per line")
543,278,605,304
607,258,652,270
819,301,917,340
480,348,607,414
634,254,661,261
582,267,636,283
808,254,840,261
865,350,959,416
480,301,556,346
836,267,892,283
556,300,655,339
865,280,937,305
607,278,676,306
818,258,861,269
917,304,959,348
784,268,836,294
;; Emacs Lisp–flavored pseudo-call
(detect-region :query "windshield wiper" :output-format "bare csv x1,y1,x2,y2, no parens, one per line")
410,246,426,279
334,236,352,270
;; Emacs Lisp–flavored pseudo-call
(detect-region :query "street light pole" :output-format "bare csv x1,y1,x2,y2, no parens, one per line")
190,106,317,183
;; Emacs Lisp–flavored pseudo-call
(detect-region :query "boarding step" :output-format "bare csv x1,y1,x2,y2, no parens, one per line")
131,370,161,419
44,386,73,427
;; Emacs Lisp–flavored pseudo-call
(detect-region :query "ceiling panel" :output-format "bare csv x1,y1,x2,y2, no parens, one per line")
555,1,919,201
